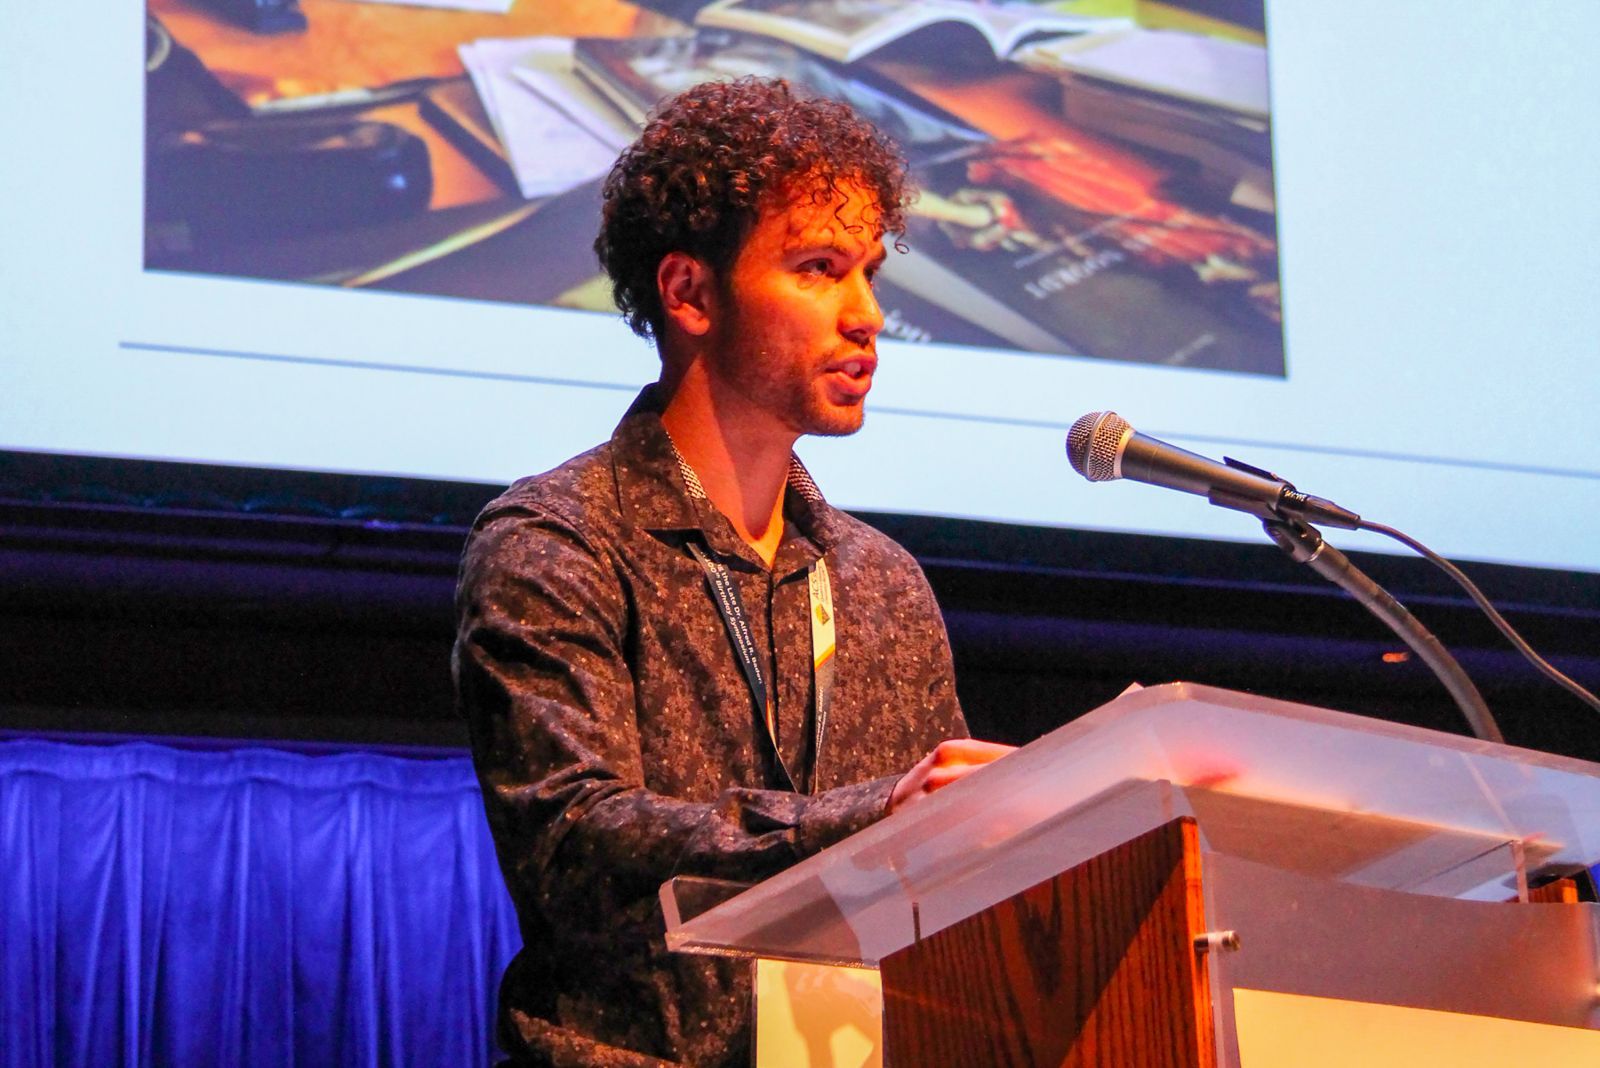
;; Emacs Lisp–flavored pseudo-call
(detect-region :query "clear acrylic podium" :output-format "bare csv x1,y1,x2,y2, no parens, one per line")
661,683,1600,1066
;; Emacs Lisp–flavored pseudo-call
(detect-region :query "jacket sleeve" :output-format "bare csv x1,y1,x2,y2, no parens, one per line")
453,506,901,937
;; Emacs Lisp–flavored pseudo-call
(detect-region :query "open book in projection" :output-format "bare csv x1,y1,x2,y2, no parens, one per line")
692,0,1131,65
663,683,1600,1065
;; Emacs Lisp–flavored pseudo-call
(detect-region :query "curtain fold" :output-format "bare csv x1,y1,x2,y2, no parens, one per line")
0,739,520,1068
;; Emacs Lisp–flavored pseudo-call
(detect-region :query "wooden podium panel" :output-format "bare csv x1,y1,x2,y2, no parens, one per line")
880,818,1213,1068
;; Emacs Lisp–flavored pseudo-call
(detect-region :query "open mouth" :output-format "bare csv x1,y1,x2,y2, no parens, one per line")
826,359,875,398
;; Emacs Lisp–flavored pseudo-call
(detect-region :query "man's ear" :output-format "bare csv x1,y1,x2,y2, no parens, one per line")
657,251,717,338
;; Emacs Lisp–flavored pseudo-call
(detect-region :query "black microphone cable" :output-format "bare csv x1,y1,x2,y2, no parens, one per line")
1357,519,1600,715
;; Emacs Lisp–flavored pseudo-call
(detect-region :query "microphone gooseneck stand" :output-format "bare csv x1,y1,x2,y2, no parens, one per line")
1063,409,1600,740
1262,516,1505,745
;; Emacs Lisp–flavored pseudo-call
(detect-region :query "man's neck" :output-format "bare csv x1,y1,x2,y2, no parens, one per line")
659,365,796,568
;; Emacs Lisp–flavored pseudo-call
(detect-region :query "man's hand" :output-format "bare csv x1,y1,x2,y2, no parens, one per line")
888,739,1016,813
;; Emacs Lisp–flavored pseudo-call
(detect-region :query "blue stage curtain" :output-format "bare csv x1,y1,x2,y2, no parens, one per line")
0,739,520,1068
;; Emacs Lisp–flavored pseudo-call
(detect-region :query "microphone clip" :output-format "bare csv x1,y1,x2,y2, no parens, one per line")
1209,456,1300,524
1218,456,1362,531
1223,455,1284,482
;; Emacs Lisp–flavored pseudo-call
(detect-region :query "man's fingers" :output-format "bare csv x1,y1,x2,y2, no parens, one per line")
922,765,968,790
932,739,1015,767
892,738,1017,812
923,753,1009,791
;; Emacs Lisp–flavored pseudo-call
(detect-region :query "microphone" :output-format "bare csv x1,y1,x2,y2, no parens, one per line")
1065,410,1361,530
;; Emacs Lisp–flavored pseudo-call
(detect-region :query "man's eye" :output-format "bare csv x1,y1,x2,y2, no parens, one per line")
798,259,830,275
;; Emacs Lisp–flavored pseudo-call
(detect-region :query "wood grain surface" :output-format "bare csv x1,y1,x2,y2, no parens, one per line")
880,817,1214,1068
1527,878,1580,905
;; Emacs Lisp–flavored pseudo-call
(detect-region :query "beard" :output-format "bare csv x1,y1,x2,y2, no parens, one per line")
708,314,868,440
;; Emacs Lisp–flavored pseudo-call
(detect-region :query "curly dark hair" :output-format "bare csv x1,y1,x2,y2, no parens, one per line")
594,77,912,341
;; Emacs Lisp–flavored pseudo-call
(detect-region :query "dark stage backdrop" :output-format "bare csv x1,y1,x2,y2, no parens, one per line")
0,738,518,1068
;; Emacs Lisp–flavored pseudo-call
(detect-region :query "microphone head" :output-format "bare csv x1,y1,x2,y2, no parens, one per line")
1065,411,1131,482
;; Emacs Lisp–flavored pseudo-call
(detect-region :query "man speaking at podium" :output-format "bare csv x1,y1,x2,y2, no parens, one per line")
454,78,1011,1066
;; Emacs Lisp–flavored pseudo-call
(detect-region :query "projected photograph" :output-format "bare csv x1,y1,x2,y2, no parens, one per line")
143,0,1283,375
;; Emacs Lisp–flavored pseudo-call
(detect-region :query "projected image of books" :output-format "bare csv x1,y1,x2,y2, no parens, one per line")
897,139,1282,373
140,0,1283,376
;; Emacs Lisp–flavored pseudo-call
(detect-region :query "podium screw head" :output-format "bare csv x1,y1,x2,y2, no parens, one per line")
1194,930,1241,954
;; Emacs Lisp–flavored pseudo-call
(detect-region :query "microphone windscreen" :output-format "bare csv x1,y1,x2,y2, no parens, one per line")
1066,411,1130,482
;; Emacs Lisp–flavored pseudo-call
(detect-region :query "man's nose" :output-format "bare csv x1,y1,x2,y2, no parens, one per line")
840,270,884,345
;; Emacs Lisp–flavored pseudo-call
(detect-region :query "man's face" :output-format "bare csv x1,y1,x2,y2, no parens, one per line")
705,178,887,439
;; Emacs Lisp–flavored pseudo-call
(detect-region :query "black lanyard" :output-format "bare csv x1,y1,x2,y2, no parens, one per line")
686,539,834,793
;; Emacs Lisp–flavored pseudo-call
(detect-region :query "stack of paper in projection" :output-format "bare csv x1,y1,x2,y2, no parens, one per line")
457,37,640,199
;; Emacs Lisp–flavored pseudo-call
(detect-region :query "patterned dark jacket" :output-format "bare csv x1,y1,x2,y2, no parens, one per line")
454,388,966,1066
